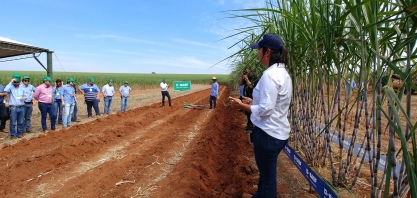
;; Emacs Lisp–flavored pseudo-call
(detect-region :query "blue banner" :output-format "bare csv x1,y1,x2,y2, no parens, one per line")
284,145,338,198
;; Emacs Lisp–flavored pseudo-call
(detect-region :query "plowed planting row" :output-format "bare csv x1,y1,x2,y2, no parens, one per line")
0,86,315,198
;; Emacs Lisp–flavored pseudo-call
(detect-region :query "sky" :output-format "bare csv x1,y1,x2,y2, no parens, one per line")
0,0,263,74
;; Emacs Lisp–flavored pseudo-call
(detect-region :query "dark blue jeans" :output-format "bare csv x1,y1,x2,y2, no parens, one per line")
23,103,33,131
86,100,100,117
54,99,63,123
9,106,24,137
72,103,78,121
38,102,57,131
252,127,288,198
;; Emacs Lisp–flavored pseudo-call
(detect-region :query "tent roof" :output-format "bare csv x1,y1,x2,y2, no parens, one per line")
0,36,50,59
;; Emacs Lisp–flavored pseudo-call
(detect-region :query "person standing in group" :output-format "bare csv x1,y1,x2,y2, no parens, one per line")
61,78,76,128
229,34,292,198
209,77,219,109
20,76,35,133
119,81,131,112
4,73,26,138
240,67,258,133
101,79,115,115
160,79,172,107
78,78,100,118
72,80,79,122
0,83,9,134
53,79,63,124
33,76,56,133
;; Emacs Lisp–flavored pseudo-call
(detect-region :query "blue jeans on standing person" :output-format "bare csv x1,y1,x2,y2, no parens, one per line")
9,107,24,138
104,96,112,114
252,127,288,198
23,103,33,132
63,103,75,127
38,102,57,131
54,99,63,124
72,102,78,122
121,96,128,112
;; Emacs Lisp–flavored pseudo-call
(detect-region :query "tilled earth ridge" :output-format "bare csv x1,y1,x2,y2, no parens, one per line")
0,85,315,198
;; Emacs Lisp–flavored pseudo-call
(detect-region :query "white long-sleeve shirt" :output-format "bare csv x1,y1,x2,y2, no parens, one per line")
250,63,292,140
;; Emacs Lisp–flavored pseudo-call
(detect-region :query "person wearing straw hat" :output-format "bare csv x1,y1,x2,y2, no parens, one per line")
160,79,172,107
0,83,8,134
101,79,115,115
229,33,292,198
209,76,219,109
119,81,132,112
78,78,100,118
60,78,76,127
20,75,35,133
53,79,63,124
4,73,26,138
33,76,57,133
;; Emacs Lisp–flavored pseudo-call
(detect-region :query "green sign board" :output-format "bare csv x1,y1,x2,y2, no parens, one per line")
173,81,191,91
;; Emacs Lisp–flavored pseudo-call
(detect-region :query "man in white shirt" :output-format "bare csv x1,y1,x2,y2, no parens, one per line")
102,79,115,115
160,79,172,107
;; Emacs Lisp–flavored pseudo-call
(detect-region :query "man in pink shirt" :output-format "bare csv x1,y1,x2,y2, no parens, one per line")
33,76,57,133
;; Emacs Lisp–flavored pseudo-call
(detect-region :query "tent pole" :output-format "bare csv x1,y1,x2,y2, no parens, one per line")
47,51,53,80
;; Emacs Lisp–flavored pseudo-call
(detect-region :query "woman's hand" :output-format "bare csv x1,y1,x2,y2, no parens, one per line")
229,96,244,108
241,96,253,105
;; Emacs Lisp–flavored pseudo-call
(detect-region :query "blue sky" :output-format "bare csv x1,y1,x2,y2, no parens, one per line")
0,0,262,74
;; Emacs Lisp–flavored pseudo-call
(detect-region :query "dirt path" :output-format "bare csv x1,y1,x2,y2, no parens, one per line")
0,85,315,198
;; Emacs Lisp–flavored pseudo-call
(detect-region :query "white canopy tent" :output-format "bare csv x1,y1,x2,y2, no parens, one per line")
0,36,54,79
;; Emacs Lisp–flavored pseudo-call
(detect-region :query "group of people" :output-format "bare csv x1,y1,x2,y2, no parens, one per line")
0,74,132,138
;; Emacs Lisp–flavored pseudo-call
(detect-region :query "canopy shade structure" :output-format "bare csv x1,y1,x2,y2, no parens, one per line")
0,36,54,79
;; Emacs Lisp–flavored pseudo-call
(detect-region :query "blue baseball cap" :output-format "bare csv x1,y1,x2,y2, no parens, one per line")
250,34,283,51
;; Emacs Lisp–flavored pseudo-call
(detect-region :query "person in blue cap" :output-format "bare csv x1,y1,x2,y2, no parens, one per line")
20,75,35,133
4,73,26,138
229,33,292,198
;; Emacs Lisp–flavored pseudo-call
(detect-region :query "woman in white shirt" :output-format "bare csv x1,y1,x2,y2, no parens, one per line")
229,34,292,198
160,79,172,107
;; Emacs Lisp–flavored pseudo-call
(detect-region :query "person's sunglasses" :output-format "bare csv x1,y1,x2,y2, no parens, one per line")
23,79,30,82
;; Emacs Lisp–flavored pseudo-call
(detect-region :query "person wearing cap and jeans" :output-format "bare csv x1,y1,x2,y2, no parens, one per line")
160,79,172,107
61,78,76,127
53,79,63,124
119,81,132,112
0,83,9,134
34,76,57,133
4,73,27,138
209,77,219,109
102,79,115,115
78,78,100,117
229,34,292,198
20,76,36,133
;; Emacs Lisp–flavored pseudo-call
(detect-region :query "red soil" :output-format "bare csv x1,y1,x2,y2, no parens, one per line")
0,86,316,198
